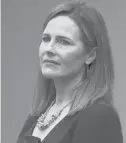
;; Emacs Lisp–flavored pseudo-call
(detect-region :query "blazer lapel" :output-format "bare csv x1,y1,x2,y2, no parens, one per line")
42,114,76,143
21,112,78,143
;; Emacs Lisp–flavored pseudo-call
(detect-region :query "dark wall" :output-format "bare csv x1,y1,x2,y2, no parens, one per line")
2,0,126,143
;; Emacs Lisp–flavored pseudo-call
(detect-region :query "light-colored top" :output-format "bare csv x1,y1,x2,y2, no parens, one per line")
32,105,70,142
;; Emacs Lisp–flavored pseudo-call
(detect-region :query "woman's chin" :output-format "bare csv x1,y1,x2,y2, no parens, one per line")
43,74,55,79
42,70,59,79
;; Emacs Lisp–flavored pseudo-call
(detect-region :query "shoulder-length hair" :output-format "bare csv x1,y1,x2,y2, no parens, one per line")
31,1,115,117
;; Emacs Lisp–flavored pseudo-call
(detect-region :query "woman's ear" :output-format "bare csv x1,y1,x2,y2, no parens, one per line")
85,48,96,65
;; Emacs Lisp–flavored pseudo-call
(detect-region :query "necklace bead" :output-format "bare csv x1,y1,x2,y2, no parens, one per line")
36,101,72,131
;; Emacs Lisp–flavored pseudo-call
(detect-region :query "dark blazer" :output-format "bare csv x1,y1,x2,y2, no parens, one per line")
17,103,123,143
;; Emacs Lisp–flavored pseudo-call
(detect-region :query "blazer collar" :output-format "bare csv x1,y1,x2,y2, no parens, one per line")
24,113,77,143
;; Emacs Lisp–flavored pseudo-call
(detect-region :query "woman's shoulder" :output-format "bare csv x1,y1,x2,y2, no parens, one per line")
79,102,120,121
71,103,123,143
76,102,122,128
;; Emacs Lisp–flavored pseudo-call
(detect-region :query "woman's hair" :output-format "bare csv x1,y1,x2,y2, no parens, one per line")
31,0,115,116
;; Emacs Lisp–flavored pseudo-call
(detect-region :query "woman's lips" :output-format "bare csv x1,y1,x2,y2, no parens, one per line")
43,60,60,65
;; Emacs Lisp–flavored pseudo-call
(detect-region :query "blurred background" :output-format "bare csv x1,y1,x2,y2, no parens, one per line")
2,0,126,142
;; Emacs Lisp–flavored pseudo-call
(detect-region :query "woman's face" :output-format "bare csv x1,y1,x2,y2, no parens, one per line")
39,16,88,79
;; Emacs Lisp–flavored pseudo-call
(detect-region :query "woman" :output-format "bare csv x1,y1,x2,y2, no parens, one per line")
17,1,123,143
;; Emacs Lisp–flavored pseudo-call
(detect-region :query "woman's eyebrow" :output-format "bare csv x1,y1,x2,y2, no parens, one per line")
56,35,74,41
42,33,50,37
43,33,72,40
42,33,75,43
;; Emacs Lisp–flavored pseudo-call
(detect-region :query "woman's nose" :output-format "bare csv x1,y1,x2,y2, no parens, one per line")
39,41,56,56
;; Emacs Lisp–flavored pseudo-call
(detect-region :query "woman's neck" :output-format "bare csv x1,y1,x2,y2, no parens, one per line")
53,71,84,108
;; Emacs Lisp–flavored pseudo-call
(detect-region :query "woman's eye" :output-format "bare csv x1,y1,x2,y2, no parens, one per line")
59,39,70,45
42,36,50,43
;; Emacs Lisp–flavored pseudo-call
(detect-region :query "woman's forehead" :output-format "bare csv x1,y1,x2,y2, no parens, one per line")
43,16,81,41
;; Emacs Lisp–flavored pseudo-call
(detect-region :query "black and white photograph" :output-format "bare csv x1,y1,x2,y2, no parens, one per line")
1,0,125,143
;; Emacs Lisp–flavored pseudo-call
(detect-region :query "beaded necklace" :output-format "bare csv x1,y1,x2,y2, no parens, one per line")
36,100,72,130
